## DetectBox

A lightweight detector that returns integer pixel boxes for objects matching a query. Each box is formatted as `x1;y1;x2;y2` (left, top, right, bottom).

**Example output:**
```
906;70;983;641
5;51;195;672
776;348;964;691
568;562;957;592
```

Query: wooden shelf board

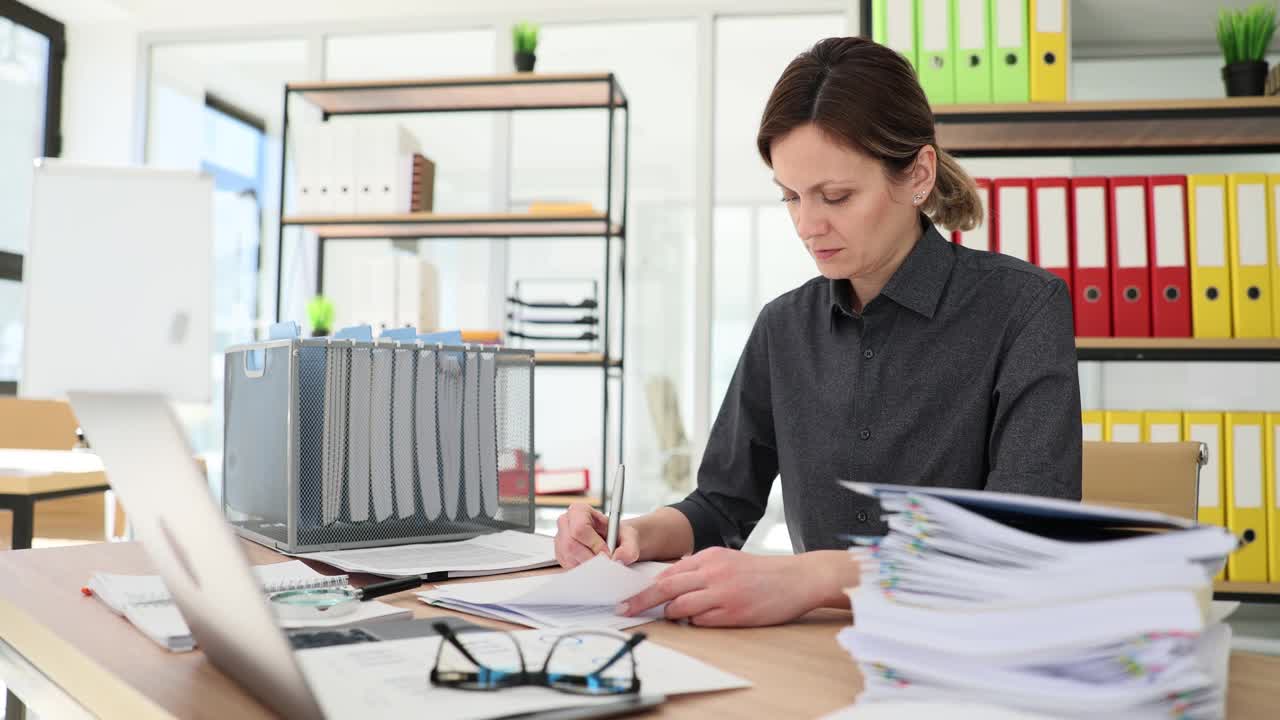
1076;337;1280;361
283;212;621;240
289;72;626;115
1076;338;1280;350
1215;581;1280;597
936;97;1280;117
533;493;599;508
534;352;620;368
933;97;1280;156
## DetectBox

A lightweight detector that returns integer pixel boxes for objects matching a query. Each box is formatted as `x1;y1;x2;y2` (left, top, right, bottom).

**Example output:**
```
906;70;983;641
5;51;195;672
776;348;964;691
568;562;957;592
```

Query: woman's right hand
554;502;640;569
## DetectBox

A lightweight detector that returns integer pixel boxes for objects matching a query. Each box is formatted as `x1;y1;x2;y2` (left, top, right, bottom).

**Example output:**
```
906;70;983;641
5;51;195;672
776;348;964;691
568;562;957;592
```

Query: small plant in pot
514;22;538;72
307;295;335;337
1217;2;1277;96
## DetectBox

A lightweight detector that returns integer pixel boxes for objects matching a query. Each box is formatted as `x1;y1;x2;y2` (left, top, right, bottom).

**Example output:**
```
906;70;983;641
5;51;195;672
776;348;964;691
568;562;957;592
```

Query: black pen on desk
355;572;445;601
354;576;422;601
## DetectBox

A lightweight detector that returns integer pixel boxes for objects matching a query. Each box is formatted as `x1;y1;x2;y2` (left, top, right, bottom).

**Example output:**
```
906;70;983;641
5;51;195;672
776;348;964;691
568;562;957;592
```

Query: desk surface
0;471;108;495
1;541;1278;719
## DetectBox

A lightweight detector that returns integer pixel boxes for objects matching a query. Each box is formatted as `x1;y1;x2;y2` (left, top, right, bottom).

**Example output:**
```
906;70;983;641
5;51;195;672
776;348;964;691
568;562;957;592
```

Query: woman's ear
912;145;937;199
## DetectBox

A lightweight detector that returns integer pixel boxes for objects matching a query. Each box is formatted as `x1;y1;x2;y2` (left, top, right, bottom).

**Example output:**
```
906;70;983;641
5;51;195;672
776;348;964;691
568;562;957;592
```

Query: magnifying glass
268;575;424;621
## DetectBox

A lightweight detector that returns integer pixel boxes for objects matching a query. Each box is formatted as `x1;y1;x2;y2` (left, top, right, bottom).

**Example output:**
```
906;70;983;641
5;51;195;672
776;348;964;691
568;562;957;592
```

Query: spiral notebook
86;560;412;652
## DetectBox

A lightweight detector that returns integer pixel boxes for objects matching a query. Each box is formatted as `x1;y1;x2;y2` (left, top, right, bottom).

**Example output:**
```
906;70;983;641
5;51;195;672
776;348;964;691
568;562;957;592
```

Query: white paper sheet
292;530;557;578
418;555;667;630
295;629;750;719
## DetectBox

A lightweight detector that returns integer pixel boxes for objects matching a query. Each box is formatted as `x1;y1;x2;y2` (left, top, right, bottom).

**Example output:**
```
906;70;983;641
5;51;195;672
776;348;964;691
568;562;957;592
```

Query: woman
555;36;1081;627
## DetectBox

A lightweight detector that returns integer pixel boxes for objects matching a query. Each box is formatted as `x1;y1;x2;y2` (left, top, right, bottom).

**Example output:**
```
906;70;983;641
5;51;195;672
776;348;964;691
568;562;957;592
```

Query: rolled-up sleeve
670;309;780;551
985;279;1082;500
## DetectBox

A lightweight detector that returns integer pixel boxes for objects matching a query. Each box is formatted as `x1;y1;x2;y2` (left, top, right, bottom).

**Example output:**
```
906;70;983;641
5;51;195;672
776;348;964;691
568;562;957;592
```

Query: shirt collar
829;219;955;321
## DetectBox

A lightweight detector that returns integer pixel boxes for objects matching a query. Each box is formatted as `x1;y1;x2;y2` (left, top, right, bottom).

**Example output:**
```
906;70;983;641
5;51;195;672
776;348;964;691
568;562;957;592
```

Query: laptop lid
67;391;325;720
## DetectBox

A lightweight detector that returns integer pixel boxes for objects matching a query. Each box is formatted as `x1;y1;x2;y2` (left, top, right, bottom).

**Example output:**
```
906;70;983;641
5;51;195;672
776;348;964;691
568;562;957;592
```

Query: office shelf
1215;581;1280;604
276;72;630;514
534;353;622;368
1076;338;1280;362
934;97;1280;157
288;72;627;116
532;492;597;508
282;212;623;240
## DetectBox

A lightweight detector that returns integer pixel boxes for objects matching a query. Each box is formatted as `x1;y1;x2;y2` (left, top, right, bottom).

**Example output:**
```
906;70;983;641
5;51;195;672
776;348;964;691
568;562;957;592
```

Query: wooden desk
0;470;109;550
0;541;1277;720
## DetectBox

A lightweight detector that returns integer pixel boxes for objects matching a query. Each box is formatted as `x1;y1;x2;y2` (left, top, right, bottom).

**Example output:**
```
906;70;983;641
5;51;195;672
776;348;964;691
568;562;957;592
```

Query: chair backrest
0;397;81;450
1081;441;1204;521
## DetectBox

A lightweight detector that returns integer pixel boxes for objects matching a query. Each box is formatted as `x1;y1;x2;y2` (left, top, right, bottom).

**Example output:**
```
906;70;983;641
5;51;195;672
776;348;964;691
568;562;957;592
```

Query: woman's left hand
616;547;856;627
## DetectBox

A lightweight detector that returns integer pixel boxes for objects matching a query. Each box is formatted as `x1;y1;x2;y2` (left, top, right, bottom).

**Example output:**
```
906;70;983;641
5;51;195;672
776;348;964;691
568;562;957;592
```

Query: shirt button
856;511;869;523
863;349;874;360
859;428;871;441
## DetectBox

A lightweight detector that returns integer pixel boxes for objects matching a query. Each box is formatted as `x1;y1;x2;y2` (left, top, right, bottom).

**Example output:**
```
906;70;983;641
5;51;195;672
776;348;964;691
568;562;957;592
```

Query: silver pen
606;464;626;555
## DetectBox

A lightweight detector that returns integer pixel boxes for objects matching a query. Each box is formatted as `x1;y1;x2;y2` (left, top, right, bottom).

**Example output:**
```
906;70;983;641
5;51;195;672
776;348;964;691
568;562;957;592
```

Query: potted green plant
1217;3;1277;96
307;295;335;337
514;22;538;72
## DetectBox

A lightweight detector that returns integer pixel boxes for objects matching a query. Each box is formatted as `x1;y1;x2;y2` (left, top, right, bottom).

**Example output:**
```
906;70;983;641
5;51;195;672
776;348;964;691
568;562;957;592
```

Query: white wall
60;22;139;164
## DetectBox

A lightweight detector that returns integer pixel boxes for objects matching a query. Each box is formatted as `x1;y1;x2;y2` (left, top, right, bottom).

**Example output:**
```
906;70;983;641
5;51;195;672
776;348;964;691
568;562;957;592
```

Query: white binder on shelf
294;124;333;216
329;123;357;215
352;121;383;215
358;124;423;215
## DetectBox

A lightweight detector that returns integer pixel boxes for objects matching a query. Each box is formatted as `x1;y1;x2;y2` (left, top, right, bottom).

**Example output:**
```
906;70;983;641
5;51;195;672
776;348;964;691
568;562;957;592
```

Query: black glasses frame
429;621;646;695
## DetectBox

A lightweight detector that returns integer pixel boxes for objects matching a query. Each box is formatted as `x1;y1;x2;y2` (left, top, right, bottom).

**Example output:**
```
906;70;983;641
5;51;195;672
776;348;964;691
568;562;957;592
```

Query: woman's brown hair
756;36;982;232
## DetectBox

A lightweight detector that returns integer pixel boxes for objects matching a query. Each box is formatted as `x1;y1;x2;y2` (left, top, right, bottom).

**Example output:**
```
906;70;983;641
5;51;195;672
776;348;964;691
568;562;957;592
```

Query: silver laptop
70;391;331;718
69;392;663;720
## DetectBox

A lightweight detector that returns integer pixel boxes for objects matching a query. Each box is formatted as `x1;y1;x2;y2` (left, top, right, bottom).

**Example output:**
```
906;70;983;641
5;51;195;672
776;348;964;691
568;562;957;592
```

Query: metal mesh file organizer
223;339;535;552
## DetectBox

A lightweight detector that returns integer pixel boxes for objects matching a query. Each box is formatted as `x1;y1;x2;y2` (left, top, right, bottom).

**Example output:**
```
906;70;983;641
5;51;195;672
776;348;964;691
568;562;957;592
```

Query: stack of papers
293;530;558;578
86;561;411;652
838;482;1239;720
419;555;667;630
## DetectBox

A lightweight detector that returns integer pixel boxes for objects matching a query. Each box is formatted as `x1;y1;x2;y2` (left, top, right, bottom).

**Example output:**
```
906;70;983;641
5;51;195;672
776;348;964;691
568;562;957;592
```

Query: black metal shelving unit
273;73;629;510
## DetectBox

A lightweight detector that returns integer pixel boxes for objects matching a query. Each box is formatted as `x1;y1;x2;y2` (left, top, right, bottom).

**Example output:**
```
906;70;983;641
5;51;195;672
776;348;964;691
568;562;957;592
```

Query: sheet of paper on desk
292;530;557;578
0;448;104;474
418;555;667;630
294;629;750;719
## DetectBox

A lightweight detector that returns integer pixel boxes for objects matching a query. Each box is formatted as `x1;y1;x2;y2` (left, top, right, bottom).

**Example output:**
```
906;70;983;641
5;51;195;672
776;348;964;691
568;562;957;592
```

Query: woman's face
770;123;925;282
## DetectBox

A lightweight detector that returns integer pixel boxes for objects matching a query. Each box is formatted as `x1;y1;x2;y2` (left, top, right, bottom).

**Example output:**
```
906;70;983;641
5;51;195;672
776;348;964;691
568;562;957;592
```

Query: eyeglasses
429;622;647;696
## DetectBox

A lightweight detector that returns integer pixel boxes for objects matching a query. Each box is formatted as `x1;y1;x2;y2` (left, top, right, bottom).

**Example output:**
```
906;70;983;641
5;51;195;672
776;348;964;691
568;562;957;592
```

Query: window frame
0;0;66;395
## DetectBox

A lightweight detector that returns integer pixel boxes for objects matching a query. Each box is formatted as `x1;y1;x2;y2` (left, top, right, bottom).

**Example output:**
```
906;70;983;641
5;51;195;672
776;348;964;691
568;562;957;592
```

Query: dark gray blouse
672;220;1082;552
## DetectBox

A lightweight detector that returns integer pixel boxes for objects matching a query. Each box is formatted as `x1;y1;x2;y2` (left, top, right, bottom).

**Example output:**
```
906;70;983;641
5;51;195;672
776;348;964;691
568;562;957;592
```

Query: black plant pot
1222;60;1268;97
311;328;329;337
515;51;536;72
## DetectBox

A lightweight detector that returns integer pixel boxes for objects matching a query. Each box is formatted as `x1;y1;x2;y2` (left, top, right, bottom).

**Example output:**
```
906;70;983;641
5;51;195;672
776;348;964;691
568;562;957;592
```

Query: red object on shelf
1030;177;1073;295
1146;175;1193;338
496;450;591;497
992;178;1033;263
1070;177;1112;337
1108;176;1153;337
